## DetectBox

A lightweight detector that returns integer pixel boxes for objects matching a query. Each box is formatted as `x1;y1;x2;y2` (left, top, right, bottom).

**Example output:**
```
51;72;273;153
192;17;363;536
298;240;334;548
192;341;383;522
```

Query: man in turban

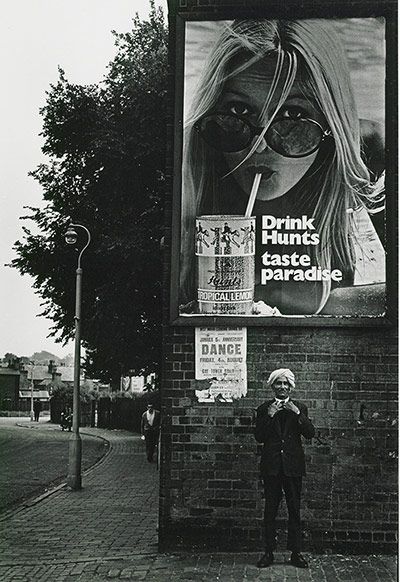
255;368;315;569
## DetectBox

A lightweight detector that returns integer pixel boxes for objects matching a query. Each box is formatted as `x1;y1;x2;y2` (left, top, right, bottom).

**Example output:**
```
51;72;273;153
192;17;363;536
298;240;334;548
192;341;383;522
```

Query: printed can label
196;215;255;315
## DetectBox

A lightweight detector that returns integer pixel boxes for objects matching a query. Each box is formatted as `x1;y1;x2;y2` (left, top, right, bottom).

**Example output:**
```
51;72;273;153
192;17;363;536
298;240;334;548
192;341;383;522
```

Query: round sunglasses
194;112;332;158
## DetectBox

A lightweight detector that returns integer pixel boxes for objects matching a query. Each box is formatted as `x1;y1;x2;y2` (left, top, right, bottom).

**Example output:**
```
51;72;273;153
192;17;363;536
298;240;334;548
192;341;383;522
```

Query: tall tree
10;3;168;385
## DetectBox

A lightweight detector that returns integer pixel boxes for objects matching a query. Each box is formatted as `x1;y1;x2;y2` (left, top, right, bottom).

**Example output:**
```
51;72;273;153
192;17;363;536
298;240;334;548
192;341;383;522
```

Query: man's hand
283;401;300;415
268;401;281;417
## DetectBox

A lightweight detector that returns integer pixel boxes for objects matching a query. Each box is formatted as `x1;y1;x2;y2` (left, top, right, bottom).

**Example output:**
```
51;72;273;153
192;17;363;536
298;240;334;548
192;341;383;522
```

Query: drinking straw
245;172;262;217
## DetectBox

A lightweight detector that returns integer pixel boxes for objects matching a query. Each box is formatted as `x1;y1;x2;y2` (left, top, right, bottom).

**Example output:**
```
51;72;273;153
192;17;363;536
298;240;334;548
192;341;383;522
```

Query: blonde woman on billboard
180;19;385;316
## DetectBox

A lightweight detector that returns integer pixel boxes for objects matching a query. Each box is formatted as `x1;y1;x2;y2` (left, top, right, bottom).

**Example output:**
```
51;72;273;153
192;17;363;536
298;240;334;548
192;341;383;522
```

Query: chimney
48;360;57;375
9;357;21;370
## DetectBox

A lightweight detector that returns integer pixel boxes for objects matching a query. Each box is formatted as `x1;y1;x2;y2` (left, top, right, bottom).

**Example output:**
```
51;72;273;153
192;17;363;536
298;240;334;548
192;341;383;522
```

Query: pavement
0;419;397;581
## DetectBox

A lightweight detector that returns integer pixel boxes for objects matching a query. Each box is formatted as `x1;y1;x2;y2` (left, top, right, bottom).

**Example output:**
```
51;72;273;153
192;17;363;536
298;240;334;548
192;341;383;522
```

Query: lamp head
65;226;78;245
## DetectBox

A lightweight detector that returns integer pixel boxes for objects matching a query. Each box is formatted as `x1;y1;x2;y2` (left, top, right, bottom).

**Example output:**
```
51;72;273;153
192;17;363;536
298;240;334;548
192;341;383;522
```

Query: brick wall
160;0;398;555
159;327;398;553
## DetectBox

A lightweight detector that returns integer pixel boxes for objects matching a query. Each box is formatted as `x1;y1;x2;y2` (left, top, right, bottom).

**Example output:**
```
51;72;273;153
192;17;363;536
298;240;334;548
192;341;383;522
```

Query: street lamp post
65;223;91;490
30;362;35;422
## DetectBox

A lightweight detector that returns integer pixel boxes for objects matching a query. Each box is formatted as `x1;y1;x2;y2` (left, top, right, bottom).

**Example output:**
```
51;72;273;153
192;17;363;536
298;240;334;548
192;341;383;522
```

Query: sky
0;0;167;359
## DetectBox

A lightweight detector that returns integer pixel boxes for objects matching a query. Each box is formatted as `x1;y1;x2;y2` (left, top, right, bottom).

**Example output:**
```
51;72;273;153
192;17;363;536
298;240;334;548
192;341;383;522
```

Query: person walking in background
141;403;161;463
33;399;42;422
255;368;315;569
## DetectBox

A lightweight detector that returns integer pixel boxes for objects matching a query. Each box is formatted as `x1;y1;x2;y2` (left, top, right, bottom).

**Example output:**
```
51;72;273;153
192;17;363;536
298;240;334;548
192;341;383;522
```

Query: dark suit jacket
141;410;161;435
255;399;315;477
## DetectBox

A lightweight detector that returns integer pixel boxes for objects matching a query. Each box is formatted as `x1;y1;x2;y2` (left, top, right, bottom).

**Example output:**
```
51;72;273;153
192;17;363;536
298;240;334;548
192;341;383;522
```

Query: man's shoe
257;553;274;568
290;553;308;568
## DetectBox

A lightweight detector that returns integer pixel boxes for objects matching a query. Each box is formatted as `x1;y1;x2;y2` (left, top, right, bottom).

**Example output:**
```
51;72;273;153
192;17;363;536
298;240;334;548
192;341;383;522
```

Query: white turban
266;368;295;389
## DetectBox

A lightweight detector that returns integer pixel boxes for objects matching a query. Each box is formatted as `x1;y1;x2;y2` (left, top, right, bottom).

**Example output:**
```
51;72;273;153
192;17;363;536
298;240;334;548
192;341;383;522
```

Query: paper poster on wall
195;327;247;402
174;18;386;320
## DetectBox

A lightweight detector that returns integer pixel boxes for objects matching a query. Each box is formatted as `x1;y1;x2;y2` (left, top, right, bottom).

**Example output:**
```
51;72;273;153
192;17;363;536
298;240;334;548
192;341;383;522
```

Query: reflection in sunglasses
195;113;328;157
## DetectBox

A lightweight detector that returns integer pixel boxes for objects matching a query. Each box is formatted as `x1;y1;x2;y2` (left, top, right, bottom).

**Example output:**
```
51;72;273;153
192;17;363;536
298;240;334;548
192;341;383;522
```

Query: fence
49;397;95;427
97;393;161;433
49;393;161;431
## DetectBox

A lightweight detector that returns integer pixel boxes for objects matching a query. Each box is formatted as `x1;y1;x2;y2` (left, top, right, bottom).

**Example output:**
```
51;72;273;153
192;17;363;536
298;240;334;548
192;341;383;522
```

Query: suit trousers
144;430;158;462
263;473;303;552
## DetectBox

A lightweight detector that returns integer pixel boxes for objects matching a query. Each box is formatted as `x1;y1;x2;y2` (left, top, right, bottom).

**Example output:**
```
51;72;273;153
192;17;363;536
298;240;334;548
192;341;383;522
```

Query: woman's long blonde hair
180;19;384;312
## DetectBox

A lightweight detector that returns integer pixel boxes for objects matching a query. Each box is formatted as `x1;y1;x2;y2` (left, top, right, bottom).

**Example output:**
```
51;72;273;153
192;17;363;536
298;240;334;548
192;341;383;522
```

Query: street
0;416;108;513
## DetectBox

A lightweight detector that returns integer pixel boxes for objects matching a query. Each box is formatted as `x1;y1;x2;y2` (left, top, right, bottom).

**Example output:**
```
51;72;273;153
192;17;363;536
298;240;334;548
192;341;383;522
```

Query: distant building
0;359;74;411
23;360;76;389
0;358;110;412
0;368;20;410
18;360;77;406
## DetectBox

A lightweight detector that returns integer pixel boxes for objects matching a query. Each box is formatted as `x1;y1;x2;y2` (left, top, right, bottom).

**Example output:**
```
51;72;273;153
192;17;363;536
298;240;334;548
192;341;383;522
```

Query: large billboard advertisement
171;16;388;323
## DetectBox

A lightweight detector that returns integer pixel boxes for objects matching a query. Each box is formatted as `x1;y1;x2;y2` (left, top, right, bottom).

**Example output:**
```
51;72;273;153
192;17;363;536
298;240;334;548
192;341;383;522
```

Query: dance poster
195;327;247;402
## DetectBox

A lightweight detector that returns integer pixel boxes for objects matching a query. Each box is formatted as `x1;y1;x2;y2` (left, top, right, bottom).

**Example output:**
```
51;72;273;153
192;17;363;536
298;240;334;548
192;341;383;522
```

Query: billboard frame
167;0;397;328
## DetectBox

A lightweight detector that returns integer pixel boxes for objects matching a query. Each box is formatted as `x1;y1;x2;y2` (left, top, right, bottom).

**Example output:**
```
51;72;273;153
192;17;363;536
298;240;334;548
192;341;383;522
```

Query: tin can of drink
196;215;255;315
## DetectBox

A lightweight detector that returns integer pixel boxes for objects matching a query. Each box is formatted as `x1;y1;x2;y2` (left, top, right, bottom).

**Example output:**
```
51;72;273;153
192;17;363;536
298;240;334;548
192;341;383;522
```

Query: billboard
169;14;393;325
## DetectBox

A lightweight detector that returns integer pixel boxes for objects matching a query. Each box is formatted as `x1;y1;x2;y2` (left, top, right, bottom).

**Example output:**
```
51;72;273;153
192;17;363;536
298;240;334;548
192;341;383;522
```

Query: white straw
245;173;262;217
